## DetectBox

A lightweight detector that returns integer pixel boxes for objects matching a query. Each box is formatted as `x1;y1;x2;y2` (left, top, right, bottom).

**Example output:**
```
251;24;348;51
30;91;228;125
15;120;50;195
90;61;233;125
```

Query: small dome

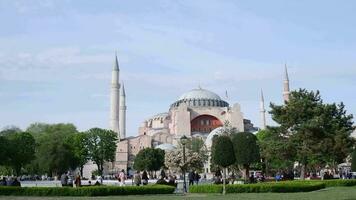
155;143;176;151
178;88;221;101
205;127;225;148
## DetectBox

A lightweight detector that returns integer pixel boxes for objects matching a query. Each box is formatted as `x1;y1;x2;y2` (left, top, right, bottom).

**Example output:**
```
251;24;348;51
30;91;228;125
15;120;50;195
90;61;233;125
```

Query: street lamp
180;135;188;193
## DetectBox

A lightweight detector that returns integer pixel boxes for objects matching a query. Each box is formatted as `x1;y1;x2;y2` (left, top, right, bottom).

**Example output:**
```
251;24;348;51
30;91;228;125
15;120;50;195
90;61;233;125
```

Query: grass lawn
0;186;356;200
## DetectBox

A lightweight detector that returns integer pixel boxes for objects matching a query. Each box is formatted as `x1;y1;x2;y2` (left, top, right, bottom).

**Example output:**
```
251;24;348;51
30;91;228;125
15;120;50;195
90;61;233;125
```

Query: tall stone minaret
110;54;120;136
260;89;266;130
119;82;126;139
283;64;290;102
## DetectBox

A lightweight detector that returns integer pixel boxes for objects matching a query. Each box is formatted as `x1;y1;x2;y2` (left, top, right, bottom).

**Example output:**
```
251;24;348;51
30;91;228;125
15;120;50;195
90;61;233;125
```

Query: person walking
74;173;81;187
119;169;126;186
133;171;142;186
60;173;68;187
194;171;200;185
188;171;194;186
142;170;149;185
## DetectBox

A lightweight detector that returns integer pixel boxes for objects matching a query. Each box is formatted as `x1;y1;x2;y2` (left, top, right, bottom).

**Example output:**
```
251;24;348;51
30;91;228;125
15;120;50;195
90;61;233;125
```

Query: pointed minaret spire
119;82;126;139
283;64;290;102
110;54;120;137
260;89;266;130
114;52;120;71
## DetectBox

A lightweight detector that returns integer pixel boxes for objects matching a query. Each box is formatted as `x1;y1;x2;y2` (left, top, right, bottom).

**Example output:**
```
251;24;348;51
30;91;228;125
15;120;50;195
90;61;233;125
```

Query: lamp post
180;135;188;193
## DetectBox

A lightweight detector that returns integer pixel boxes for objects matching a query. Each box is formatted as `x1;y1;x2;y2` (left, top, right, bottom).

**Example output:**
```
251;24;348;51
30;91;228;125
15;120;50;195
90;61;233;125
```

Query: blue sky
0;0;355;135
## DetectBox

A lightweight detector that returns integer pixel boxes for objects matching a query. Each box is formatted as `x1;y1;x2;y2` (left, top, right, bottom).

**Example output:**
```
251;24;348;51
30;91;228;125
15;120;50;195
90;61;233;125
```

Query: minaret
260;89;266;130
283;64;290;102
119;82;126;139
110;54;120;136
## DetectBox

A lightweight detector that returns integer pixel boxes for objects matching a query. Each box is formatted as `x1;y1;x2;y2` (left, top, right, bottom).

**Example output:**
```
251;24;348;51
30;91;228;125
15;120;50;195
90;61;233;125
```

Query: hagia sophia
83;55;292;177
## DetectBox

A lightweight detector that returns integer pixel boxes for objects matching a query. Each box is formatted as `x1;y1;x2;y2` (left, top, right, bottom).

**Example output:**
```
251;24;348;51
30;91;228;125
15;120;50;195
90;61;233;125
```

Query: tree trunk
300;163;306;180
223;168;226;195
244;164;250;183
80;165;84;177
97;164;103;176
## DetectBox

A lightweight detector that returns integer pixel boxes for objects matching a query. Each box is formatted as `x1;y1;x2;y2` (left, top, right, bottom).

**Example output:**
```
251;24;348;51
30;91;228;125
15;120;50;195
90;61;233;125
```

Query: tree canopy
270;89;354;179
86;128;117;175
133;148;165;172
231;132;260;181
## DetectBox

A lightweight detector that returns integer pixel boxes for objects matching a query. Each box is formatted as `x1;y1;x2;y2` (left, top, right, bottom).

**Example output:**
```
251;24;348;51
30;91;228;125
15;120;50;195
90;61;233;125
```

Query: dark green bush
189;184;223;193
190;182;325;194
294;179;356;187
0;185;175;196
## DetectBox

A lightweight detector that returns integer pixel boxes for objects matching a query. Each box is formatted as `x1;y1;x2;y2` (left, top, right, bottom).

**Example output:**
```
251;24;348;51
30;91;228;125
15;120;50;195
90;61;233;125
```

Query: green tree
4;132;36;175
211;135;235;195
231;132;260;182
86;128;117;175
0;136;9;165
32;123;78;176
270;89;354;179
256;128;295;176
133;148;165;172
71;132;89;176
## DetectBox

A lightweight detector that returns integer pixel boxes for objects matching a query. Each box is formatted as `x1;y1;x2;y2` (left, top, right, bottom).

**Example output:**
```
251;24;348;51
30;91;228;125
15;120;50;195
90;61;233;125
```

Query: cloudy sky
0;0;355;135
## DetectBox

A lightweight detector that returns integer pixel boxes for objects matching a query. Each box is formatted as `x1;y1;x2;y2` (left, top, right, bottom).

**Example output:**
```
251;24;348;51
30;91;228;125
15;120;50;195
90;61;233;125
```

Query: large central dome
178;88;221;101
170;88;228;108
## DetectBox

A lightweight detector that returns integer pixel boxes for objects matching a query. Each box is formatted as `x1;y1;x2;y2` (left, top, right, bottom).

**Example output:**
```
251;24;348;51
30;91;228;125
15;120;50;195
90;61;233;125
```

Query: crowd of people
0;176;21;186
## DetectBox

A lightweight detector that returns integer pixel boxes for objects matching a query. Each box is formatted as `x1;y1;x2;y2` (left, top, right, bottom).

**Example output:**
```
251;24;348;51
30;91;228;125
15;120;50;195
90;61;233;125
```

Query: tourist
119;169;126;186
12;177;21;187
160;169;166;179
188;171;194;186
142;170;149;185
60;173;68;187
193;171;200;185
0;177;6;186
74;173;81;187
168;175;177;187
133;171;141;186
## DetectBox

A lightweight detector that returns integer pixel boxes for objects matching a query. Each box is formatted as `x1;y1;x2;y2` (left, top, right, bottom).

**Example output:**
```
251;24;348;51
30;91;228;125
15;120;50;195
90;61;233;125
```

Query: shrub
0;185;175;196
189;182;325;194
294;179;356;187
189;184;222;193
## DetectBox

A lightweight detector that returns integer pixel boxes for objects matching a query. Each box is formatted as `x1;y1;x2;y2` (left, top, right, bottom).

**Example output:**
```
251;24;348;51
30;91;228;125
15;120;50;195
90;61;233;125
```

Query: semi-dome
155;143;176;151
205;127;225;148
170;88;229;108
178;88;221;101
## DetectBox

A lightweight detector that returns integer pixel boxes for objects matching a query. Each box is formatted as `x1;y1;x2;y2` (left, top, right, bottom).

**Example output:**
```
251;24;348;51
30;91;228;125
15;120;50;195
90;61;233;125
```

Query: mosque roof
155;143;177;151
205;127;225;148
178;88;222;101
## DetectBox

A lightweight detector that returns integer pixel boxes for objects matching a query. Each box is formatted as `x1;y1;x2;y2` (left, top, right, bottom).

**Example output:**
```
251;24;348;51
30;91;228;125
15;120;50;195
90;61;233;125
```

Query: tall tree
0;136;9;165
133;148;165;172
211;135;235;195
71;132;89;176
32;123;78;175
256;128;295;176
4;132;36;175
231;132;260;182
270;89;354;179
86;128;117;175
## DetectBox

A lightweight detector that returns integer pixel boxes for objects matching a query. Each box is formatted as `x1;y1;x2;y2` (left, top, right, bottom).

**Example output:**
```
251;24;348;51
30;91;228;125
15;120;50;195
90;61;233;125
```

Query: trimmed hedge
295;179;356;187
190;182;325;194
0;185;175;196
